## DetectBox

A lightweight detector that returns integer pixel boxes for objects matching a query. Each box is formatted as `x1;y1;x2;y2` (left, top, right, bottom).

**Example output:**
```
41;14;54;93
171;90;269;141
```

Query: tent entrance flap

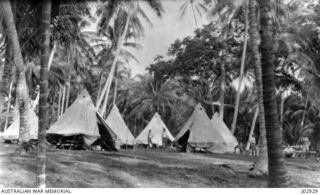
177;130;190;152
96;113;118;151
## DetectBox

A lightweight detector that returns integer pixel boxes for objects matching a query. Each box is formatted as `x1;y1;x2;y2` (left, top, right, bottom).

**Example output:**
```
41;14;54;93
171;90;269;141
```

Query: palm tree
179;0;208;28
96;0;164;117
0;23;13;132
230;0;249;135
247;0;268;176
0;0;31;145
97;9;131;116
126;75;180;127
36;0;51;188
259;0;289;187
282;94;316;145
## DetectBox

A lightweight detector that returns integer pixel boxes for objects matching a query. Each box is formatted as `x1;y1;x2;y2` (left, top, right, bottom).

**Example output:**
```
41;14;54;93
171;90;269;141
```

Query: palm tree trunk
36;0;51;188
60;86;66;115
246;106;259;150
219;31;229;121
209;82;215;117
190;2;198;28
96;73;104;106
64;51;71;111
301;96;307;126
231;0;249;134
259;0;288;187
47;41;56;71
0;22;13;132
219;59;225;120
4;81;13;130
17;75;30;143
280;91;285;128
64;47;72;110
113;66;118;106
248;0;268;176
0;0;31;144
98;15;130;116
65;83;70;110
57;87;62;118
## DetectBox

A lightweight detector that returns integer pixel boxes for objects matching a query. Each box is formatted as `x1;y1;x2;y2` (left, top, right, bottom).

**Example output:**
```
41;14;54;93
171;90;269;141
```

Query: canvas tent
47;89;117;149
175;103;238;153
0;106;38;141
1;92;39;141
211;113;238;148
135;112;174;146
105;105;134;146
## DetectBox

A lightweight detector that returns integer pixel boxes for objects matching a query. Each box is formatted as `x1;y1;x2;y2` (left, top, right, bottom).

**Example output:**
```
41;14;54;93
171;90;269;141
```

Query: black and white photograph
0;0;319;190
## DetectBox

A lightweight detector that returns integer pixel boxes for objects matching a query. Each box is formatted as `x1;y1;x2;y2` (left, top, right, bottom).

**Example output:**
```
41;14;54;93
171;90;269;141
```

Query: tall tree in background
36;0;51;188
248;0;268;176
0;0;31;145
207;0;243;121
259;0;288;187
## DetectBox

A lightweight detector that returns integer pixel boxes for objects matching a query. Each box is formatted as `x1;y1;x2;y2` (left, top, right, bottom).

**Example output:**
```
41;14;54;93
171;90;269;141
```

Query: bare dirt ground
0;142;319;188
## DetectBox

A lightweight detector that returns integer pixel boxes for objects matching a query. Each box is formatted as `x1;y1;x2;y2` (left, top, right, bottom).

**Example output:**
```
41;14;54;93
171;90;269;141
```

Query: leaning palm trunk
246;106;259;150
47;41;56;71
98;15;130;116
248;0;268;176
0;0;31;144
96;73;104;105
231;0;249;134
259;0;288;187
37;0;51;188
113;66;118;106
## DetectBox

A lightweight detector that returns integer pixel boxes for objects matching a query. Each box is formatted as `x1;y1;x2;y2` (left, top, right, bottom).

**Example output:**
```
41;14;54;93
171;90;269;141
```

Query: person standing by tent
161;128;168;148
147;130;153;148
249;135;257;156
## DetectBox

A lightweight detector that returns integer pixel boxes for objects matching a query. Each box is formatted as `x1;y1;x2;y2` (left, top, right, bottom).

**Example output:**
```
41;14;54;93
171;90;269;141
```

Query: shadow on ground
0;144;319;187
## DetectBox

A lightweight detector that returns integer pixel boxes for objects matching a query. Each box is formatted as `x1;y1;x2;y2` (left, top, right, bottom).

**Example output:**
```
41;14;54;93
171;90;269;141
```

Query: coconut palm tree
126;75;180;127
259;0;289;187
36;0;51;188
247;0;268;176
96;0;164;117
0;0;31;145
230;0;249;135
0;21;14;132
179;0;208;28
282;94;317;144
